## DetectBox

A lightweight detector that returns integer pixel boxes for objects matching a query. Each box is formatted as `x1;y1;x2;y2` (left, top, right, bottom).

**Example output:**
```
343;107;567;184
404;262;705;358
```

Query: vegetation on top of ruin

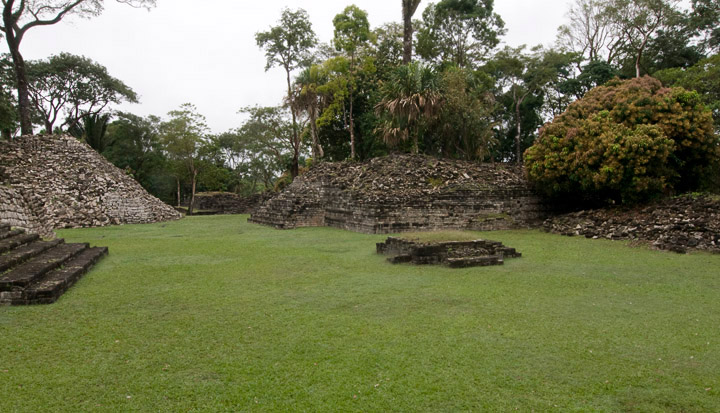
525;76;719;204
0;0;717;207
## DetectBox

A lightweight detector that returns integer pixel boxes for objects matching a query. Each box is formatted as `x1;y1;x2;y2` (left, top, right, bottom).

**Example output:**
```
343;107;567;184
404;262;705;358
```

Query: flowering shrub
525;76;719;203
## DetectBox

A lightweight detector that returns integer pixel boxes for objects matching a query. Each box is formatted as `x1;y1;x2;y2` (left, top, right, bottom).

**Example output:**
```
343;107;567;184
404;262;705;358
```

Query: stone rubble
544;194;720;253
377;236;522;267
0;135;181;235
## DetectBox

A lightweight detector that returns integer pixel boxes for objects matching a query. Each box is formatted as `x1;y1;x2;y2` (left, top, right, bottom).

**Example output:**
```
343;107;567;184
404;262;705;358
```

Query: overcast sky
4;0;571;133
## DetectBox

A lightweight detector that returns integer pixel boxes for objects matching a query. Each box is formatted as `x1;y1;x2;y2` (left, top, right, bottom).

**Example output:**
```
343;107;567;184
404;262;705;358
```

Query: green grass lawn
1;215;719;412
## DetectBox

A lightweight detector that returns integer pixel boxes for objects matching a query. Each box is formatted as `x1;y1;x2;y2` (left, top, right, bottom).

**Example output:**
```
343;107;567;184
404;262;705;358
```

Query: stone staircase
0;223;107;306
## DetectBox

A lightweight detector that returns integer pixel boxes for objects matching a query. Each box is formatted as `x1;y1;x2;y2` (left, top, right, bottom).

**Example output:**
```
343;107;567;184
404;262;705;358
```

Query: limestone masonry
377;236;522;268
0;135;180;235
250;154;550;233
0;221;107;306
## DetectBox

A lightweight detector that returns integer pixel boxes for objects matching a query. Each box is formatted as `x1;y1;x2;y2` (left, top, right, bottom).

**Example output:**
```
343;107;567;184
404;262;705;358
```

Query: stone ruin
0;221;107;305
188;192;273;215
377;236;521;268
0;135;181;236
544;194;720;254
250;154;550;234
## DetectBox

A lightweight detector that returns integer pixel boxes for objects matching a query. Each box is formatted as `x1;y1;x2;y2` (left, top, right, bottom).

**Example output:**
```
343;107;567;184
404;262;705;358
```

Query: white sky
4;0;570;133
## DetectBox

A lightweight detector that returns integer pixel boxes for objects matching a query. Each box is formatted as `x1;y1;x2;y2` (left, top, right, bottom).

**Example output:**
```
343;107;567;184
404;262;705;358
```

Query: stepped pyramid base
0;223;108;306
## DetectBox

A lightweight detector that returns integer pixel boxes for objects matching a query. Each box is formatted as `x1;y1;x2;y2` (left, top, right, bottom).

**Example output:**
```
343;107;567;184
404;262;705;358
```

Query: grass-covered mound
1;215;719;411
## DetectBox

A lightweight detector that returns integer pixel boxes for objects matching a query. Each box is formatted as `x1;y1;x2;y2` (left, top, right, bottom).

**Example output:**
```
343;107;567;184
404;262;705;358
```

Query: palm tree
68;113;113;154
375;62;442;154
294;65;327;161
402;0;422;64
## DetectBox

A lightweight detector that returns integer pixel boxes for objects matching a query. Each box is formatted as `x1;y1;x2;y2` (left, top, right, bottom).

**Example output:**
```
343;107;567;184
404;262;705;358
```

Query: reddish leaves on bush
525;76;718;203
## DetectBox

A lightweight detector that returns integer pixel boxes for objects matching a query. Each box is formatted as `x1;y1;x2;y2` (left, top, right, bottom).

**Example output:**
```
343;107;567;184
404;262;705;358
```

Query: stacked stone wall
0;135;180;231
251;155;551;234
0;186;53;237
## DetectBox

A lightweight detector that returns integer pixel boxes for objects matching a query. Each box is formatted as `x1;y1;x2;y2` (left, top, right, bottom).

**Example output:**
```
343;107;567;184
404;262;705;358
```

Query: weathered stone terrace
250;154;550;234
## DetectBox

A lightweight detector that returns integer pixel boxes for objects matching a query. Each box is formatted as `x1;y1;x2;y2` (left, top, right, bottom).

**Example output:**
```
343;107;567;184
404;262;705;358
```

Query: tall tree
333;4;372;160
371;23;404;74
487;46;569;163
402;0;422;64
255;8;317;178
689;0;720;54
104;112;175;203
416;0;505;68
607;0;677;77
160;103;209;215
23;53;137;133
556;0;625;67
294;65;327;161
0;0;155;135
237;105;297;187
431;67;496;160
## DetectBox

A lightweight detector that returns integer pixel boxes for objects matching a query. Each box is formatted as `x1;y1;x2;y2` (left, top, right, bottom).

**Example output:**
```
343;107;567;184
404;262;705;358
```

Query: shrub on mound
524;76;719;204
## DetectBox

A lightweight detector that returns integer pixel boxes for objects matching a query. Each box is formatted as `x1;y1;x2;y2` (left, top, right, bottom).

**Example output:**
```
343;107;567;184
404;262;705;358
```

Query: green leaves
333;5;372;57
255;8;317;73
525;76;719;204
23;52;137;132
416;0;505;68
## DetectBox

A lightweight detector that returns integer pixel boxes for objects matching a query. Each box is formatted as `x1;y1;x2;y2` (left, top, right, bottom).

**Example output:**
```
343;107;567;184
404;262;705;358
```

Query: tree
655;54;720;134
525;77;719;203
255;8;317;178
375;62;442;154
556;0;625;67
0;0;155;135
333;4;372;160
104;112;175;203
689;0;720;54
431;66;496;160
68;112;112;153
160;103;209;215
606;0;677;78
486;46;569;163
370;22;404;76
416;0;505;68
294;65;327;161
23;53;136;133
237;105;298;184
402;0;422;64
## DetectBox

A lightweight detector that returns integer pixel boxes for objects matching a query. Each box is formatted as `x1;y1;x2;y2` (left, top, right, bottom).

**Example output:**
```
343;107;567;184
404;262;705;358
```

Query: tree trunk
188;169;197;216
515;98;523;164
285;66;300;179
176;177;181;208
403;10;413;64
291;153;299;179
349;90;356;160
310;110;323;160
402;0;420;64
2;6;33;136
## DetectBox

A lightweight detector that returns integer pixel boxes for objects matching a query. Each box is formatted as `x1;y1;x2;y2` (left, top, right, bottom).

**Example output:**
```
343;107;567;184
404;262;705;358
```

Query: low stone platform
377;237;521;268
0;223;107;305
250;154;550;234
